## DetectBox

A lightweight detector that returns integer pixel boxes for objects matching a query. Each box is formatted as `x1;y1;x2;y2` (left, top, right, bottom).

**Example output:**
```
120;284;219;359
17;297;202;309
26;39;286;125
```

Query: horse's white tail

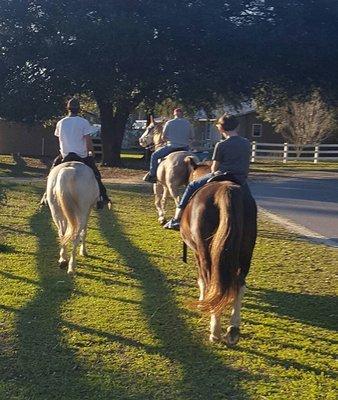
56;168;81;246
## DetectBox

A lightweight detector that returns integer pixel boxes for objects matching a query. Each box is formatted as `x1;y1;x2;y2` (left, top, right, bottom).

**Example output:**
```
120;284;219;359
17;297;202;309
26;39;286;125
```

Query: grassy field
0;180;337;399
250;160;338;173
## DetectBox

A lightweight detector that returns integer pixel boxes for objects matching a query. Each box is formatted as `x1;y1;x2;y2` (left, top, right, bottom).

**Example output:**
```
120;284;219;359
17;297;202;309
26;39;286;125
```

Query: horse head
184;156;212;181
139;120;166;149
139;122;156;148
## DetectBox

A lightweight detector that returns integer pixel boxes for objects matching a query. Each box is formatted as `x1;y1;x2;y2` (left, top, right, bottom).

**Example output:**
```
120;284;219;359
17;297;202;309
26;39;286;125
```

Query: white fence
93;138;338;163
251;142;338;163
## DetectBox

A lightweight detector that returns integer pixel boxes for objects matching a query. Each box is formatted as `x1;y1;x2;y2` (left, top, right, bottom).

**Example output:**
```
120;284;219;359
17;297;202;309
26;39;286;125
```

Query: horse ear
184;156;199;170
150;115;154;124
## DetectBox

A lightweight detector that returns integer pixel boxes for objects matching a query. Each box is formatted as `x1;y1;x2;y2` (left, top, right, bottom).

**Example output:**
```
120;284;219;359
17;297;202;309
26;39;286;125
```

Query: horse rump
197;183;244;315
55;167;81;245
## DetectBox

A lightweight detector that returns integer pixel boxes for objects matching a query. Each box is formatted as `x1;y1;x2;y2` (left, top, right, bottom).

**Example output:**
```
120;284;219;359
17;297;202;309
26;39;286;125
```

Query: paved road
249;171;338;245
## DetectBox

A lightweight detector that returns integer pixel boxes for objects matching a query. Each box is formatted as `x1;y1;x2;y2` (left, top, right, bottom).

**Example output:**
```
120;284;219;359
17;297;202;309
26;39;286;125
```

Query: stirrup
163;218;180;230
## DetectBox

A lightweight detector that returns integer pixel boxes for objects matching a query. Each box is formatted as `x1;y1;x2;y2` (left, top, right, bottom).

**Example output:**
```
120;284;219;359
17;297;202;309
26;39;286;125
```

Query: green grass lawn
0;181;337;400
250;160;338;173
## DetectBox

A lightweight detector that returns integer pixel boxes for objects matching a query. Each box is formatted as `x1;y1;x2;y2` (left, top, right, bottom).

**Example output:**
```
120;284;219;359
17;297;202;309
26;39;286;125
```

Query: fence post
251;141;256;163
314;145;319;164
283;142;288;163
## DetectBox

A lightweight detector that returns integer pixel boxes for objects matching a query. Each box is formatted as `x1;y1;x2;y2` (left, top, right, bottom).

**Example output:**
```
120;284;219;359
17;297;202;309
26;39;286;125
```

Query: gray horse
139;121;197;224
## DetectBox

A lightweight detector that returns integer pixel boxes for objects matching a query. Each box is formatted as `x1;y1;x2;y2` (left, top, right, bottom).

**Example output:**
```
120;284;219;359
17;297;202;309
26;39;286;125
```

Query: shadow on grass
1;206;139;399
0;243;15;253
98;208;254;399
0;161;47;178
250;287;338;332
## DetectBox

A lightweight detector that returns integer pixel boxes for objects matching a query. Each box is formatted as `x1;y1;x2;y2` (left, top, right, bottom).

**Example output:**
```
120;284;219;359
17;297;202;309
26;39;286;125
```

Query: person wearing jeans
143;108;194;183
164;114;251;230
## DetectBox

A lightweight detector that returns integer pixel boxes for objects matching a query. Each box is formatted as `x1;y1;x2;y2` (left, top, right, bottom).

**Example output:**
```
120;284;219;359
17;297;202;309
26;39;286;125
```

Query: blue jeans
179;174;250;210
150;145;188;177
178;173;214;209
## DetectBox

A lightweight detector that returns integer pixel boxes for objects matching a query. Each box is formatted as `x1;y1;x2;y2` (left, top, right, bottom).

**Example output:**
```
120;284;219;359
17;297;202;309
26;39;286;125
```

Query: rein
145;139;166;152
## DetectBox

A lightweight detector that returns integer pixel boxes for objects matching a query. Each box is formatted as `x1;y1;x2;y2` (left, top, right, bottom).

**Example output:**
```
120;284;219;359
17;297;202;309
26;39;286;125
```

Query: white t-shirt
55;116;94;158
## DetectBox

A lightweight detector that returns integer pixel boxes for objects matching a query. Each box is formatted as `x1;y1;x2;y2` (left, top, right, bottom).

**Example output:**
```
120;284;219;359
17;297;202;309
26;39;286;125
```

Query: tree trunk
97;99;130;166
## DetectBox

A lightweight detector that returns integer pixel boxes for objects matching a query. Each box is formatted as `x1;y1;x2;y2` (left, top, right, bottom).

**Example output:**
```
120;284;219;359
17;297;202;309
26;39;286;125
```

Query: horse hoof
67;269;75;276
58;260;68;270
209;334;221;343
224;326;240;347
158;218;167;225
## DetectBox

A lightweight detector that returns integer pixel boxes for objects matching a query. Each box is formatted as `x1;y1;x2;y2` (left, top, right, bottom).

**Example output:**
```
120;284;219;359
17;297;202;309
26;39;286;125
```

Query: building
0;119;57;157
192;103;281;150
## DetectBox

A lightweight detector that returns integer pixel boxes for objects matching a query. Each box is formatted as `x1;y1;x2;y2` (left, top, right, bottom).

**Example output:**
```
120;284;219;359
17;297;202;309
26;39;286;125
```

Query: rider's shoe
163;218;180;230
143;172;157;183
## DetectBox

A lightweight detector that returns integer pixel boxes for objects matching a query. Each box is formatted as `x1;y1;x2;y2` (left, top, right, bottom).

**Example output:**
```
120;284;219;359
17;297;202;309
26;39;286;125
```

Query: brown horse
139;121;197;224
180;160;257;346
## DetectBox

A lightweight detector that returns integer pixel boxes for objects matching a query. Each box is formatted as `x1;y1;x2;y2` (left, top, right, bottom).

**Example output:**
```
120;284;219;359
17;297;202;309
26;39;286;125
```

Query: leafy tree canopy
1;1;337;163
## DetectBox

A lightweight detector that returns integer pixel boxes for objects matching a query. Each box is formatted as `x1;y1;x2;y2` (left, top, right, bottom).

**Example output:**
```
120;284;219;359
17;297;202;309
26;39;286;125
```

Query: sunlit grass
251;160;338;173
0;181;337;399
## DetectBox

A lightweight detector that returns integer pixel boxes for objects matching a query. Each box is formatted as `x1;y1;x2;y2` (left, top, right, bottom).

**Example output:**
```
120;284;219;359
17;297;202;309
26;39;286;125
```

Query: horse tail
199;184;243;315
56;168;81;246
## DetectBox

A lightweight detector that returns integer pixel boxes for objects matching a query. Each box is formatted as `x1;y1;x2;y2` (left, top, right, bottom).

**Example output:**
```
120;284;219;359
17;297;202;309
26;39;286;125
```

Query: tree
0;1;269;164
255;90;337;153
2;1;338;165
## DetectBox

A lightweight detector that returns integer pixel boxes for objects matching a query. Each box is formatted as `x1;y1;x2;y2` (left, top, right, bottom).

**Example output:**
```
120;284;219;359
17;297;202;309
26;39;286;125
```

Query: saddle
207;172;242;186
62;152;86;164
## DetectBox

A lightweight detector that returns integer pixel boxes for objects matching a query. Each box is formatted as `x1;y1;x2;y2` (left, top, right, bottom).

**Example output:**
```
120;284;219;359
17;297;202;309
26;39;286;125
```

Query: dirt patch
0;155;147;180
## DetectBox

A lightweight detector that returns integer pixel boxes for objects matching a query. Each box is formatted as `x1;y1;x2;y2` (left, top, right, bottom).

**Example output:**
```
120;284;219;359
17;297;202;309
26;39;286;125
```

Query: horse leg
224;285;246;347
67;235;81;275
79;212;90;256
168;184;180;207
210;313;222;342
154;183;166;224
68;215;90;274
198;276;206;301
196;256;206;301
79;227;88;257
161;186;169;219
56;219;68;269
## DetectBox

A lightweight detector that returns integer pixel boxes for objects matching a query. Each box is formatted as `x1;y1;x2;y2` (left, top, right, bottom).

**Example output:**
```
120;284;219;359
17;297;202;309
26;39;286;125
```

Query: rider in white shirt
41;98;110;209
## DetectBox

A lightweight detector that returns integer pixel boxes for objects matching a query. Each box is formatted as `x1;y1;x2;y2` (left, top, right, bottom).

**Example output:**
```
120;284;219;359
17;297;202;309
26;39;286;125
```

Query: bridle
144;124;166;151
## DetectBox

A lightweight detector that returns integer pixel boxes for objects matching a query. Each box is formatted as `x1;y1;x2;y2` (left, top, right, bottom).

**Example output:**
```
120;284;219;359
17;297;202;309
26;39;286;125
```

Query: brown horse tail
199;184;243;315
56;168;80;246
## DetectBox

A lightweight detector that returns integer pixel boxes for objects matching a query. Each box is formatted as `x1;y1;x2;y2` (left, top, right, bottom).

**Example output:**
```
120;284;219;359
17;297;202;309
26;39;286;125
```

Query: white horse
47;161;100;275
139;121;197;224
